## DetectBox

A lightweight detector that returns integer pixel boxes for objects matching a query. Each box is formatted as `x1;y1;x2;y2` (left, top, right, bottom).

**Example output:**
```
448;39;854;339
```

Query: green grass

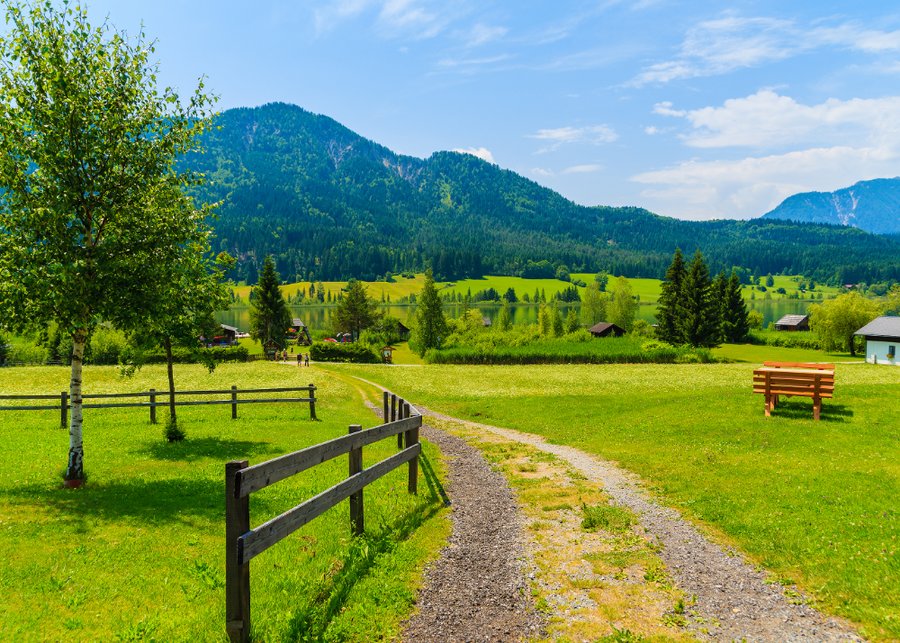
328;361;900;640
713;343;856;363
0;362;449;641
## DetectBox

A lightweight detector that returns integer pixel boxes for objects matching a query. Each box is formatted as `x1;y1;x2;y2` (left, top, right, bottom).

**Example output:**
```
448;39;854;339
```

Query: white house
854;316;900;365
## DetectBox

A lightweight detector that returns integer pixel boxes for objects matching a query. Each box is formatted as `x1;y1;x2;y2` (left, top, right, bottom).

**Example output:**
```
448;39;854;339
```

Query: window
888;345;896;359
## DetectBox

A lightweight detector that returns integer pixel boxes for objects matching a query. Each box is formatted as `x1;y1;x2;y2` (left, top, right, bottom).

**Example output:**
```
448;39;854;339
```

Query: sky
66;1;900;221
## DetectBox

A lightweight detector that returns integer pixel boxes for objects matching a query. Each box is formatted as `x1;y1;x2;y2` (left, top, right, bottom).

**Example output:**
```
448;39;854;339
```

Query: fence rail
225;392;420;642
0;385;317;427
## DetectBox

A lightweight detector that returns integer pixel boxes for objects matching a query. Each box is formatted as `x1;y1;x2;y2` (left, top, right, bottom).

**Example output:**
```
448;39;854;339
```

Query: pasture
0;363;449;641
330;361;900;640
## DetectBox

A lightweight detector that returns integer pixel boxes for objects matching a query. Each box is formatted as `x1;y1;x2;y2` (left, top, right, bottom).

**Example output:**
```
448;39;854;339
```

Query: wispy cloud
631;14;900;85
436;54;513;69
654;90;900;149
453;147;496;163
461;22;508;47
312;0;461;40
562;163;604;174
529;124;618;152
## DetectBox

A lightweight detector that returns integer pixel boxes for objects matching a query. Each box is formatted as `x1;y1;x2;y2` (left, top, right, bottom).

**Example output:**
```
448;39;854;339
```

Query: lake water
216;299;815;334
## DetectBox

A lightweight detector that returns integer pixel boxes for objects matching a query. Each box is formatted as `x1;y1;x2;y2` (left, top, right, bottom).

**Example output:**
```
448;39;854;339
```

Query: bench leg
765;394;772;417
813;397;821;421
772;394;779;408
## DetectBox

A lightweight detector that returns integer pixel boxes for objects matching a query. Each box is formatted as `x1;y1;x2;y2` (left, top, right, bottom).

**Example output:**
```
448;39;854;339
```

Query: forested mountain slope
184;103;900;285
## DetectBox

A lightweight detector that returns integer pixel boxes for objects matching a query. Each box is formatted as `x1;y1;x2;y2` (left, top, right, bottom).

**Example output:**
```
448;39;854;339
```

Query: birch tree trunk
64;329;87;484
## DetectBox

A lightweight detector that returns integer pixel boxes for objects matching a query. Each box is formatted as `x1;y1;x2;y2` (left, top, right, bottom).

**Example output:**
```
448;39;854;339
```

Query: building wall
865;339;899;365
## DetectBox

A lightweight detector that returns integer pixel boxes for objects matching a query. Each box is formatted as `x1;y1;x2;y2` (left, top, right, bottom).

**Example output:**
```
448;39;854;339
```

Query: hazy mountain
183;103;900;285
762;178;900;235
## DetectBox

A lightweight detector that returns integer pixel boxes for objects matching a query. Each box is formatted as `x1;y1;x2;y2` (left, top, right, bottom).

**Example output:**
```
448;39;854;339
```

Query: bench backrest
753;367;835;399
763;361;834;370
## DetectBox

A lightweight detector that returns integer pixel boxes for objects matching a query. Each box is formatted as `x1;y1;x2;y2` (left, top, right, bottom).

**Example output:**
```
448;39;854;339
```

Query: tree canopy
410;270;447;357
809;292;882;356
0;1;214;483
334;279;380;339
249;256;292;351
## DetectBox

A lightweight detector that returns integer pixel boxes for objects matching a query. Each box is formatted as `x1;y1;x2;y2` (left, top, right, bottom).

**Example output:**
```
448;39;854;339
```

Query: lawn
328;361;900;640
712;342;856;363
0;362;449;641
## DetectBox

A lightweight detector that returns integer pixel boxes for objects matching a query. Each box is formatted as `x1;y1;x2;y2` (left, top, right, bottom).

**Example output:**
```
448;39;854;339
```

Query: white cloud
656;90;900;149
453;147;496;163
644;126;660;135
632;144;900;219
631;15;900;85
463;23;508;47
529;124;618;152
436;54;512;69
562;164;604;174
312;0;457;40
531;167;554;177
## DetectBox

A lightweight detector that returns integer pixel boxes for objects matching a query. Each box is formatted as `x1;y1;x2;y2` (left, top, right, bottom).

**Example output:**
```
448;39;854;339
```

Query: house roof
291;318;306;328
220;324;238;332
775;314;809;326
397;322;410;332
854;316;900;339
589;322;624;334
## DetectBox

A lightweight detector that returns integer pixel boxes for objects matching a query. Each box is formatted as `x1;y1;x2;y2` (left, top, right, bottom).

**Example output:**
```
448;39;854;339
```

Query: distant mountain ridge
762;178;900;235
183;103;900;285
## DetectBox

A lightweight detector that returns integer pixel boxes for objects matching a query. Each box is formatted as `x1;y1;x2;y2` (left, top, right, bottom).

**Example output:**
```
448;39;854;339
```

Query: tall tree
581;282;607;326
411;270;447;357
721;271;750;343
0;2;213;484
608;277;638;332
656;249;687;344
680;250;720;347
809;292;882;356
497;299;512;332
249;256;292;351
334;279;380;339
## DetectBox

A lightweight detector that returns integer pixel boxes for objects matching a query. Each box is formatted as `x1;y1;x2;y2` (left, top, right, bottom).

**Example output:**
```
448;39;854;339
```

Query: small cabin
218;324;238;345
290;319;312;345
397;322;411;341
589;322;626;338
381;346;396;364
774;314;809;331
854;316;900;366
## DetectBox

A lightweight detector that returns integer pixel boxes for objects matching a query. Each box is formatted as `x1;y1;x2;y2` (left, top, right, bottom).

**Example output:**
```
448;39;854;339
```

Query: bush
139;345;249;364
748;330;821;350
89;327;127;365
310;341;379;363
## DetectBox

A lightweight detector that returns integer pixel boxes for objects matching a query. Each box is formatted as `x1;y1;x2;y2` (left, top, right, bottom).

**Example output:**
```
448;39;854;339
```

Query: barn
589;322;626;338
774;314;809;331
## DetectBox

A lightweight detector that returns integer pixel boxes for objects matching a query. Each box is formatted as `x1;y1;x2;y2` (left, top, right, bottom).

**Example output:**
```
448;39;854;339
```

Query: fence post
390;394;397;422
225;460;250;643
60;391;67;429
149;389;157;424
396;396;403;448
309;384;317;420
382;391;389;423
404;403;418;494
231;385;238;420
348;425;364;536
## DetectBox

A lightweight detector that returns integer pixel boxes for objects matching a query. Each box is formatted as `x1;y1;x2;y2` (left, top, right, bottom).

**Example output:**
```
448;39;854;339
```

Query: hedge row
309;342;379;363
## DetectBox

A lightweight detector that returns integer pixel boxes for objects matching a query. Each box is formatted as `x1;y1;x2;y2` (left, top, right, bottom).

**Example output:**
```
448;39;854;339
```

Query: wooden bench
752;362;835;420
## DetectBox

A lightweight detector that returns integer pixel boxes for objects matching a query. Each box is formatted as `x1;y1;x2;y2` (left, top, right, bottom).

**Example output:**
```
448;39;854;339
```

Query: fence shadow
283;488;445;640
419;451;451;507
142;436;282;462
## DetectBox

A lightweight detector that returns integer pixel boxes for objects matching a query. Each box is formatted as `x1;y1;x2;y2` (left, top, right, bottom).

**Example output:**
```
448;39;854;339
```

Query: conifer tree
334;279;379;339
565;308;580;334
411;269;447;356
657;249;686;344
249;256;292;350
681;250;720;347
551;302;564;336
497;300;512;331
722;271;750;342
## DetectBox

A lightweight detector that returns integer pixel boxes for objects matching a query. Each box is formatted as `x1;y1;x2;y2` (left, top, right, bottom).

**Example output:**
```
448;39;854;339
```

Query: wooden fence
225;392;421;642
0;385;317;427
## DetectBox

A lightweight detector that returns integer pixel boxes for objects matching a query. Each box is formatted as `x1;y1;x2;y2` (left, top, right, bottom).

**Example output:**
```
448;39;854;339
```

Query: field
0;363;449;641
329;361;900;640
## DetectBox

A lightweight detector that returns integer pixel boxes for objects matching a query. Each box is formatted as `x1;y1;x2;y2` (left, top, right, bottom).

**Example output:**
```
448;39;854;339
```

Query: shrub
310;341;379;363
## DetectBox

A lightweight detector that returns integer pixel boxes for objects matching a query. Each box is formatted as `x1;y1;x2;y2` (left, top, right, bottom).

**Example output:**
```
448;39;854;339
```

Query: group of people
276;348;310;366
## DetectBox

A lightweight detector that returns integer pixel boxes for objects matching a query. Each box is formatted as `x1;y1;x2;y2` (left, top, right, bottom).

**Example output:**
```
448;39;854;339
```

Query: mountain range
183;103;900;286
762;178;900;235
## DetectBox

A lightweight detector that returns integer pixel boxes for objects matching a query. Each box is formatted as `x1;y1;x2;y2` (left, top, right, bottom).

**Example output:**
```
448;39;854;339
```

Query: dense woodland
183;103;900;286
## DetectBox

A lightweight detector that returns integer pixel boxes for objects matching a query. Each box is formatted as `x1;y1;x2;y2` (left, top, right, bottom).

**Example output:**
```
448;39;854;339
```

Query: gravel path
419;405;863;643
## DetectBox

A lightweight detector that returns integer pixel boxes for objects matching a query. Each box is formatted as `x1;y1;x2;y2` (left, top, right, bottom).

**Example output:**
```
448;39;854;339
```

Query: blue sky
77;1;900;221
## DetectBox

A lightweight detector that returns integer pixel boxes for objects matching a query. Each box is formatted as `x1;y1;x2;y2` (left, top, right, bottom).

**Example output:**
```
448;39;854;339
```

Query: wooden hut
290;318;313;345
218;324;238;345
589;322;625;338
397;322;411;341
774;314;809;331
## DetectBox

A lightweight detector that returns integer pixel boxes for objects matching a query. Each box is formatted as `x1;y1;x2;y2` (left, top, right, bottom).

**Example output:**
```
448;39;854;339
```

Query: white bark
64;330;87;481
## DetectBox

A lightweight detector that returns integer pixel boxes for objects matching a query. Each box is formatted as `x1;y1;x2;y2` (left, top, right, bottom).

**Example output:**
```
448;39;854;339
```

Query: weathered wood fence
0;385;317;427
225;392;421;642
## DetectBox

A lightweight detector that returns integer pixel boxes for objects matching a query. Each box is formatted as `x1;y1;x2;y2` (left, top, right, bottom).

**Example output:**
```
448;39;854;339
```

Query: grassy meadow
0;362;449;641
329;361;900;640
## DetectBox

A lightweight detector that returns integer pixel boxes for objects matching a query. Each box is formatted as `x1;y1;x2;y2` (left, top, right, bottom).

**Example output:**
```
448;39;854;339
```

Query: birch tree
0;2;214;484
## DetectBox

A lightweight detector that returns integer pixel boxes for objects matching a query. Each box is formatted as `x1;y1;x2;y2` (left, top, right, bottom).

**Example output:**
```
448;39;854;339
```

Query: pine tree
497;300;512;331
411;270;447;357
657;249;686;344
551;302;564;336
681;250;720;347
565;308;580;333
712;271;728;342
249;255;292;350
334;279;379;339
722;271;751;342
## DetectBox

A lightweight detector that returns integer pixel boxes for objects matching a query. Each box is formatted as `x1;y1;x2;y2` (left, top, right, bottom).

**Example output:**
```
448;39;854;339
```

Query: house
854;316;900;366
774;314;809;331
397;322;411;341
290;318;312;345
218;324;238;345
589;322;626;338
